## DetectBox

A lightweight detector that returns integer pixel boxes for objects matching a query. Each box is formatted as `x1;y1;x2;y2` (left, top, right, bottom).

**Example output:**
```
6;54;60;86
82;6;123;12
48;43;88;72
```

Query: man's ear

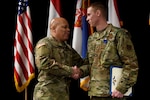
96;10;101;16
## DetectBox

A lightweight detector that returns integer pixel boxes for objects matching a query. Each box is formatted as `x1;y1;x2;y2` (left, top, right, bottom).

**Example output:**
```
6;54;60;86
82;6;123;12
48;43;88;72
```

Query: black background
0;0;149;100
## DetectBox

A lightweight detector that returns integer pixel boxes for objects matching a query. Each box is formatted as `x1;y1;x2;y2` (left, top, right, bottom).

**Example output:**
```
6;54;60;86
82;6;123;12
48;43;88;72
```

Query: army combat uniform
81;24;139;100
33;35;84;100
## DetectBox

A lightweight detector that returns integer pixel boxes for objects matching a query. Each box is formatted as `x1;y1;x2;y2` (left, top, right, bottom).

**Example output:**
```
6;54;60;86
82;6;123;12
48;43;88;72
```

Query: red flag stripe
51;0;61;16
15;19;34;80
16;20;34;73
108;0;121;27
14;68;22;86
113;0;121;22
17;13;34;72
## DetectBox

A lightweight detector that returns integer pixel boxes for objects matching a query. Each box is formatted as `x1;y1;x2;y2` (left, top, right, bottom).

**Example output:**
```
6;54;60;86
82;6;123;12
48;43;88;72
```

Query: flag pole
25;88;27;100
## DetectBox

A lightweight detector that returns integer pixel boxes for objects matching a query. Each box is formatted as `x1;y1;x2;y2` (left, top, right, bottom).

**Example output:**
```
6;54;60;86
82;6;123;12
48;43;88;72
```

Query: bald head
49;17;70;42
50;17;67;29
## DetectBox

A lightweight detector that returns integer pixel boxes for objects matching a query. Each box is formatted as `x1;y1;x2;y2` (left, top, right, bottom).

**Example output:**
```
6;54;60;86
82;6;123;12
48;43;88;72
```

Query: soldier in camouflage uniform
33;17;84;100
80;2;139;100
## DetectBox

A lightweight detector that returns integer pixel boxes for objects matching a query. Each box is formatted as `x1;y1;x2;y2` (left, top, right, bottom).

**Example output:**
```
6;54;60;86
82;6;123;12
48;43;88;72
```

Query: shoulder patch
36;43;46;48
126;44;132;51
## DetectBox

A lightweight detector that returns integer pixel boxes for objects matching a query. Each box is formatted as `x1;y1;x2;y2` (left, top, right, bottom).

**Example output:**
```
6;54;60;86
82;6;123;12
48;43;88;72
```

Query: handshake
71;66;82;80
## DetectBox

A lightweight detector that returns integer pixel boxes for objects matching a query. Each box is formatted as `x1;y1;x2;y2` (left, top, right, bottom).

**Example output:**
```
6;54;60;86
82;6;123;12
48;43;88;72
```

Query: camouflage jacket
33;35;84;100
84;24;139;97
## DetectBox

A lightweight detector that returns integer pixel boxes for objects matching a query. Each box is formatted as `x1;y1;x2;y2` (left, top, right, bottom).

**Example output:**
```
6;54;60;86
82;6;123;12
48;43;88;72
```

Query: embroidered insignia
36;43;46;48
103;38;107;44
108;33;113;40
126;45;132;50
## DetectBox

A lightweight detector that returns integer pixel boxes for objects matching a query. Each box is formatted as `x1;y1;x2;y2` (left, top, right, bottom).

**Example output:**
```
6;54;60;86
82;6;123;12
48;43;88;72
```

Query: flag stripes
108;0;121;27
51;0;61;15
14;0;35;92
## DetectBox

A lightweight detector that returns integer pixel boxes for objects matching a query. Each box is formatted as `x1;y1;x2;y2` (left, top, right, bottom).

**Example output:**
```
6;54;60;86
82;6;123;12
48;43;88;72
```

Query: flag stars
18;0;28;15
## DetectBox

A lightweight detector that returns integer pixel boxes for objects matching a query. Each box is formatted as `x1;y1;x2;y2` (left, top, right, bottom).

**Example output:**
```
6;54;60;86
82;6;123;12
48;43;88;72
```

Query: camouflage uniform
33;35;84;100
81;24;139;99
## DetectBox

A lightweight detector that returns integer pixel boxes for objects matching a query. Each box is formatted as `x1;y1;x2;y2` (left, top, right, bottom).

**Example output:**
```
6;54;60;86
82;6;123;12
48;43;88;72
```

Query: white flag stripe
16;29;30;71
17;13;34;70
22;16;35;68
47;0;61;37
108;0;120;27
72;28;82;55
15;59;26;84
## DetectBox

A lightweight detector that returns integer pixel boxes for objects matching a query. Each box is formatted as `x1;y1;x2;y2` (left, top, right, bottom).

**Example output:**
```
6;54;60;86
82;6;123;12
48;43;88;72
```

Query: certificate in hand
110;66;132;96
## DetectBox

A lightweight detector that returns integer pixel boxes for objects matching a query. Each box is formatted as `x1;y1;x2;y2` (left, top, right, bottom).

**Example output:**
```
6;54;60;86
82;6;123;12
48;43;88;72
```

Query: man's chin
64;38;69;41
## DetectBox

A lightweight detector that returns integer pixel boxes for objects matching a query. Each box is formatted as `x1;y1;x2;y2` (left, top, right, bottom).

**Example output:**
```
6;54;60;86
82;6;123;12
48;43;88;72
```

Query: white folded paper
110;66;132;96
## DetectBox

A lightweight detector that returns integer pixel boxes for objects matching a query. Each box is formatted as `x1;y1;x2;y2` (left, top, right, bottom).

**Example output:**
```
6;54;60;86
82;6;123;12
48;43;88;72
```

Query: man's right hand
71;66;82;80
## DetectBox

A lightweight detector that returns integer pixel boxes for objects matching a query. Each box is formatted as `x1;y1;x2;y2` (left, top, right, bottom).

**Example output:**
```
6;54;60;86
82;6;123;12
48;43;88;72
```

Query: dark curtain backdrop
0;0;149;100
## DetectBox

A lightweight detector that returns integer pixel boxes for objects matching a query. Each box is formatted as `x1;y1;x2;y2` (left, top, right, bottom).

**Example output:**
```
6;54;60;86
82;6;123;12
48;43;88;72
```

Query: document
110;66;132;96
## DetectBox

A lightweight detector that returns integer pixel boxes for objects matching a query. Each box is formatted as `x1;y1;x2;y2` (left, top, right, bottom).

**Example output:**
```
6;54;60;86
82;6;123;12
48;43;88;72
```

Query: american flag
14;0;35;92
